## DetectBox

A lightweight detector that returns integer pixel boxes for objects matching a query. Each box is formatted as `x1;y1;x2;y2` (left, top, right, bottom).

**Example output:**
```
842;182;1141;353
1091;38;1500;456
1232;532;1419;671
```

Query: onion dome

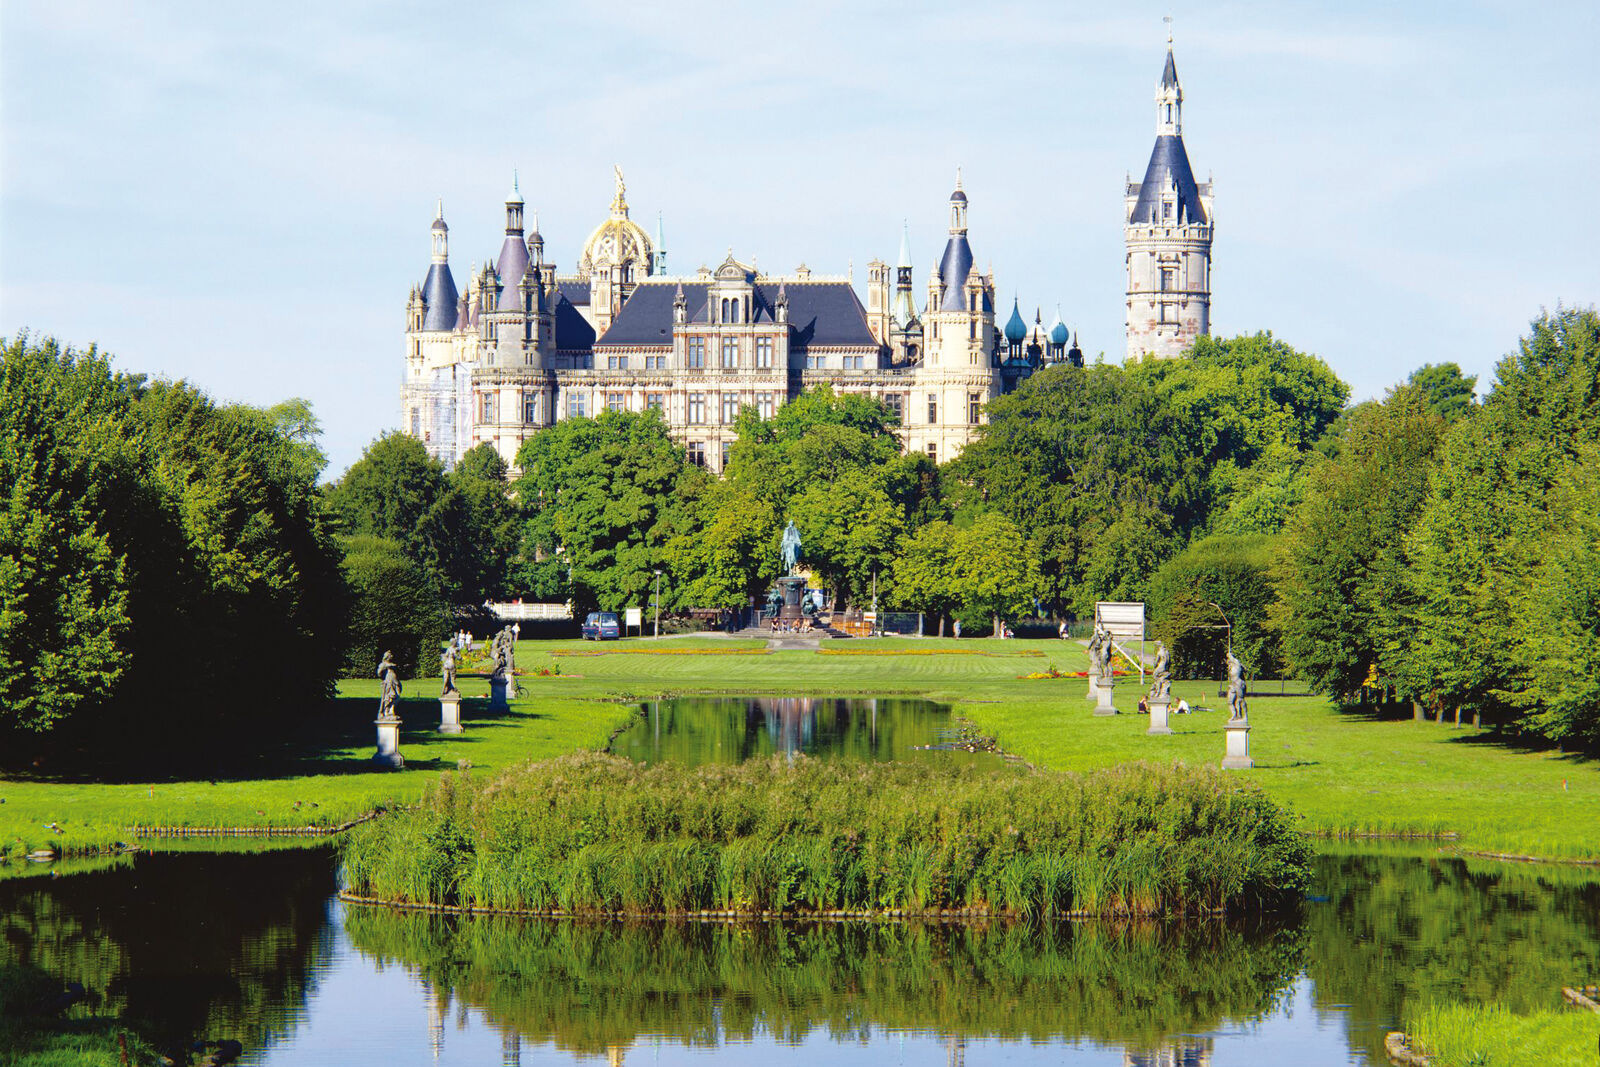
1049;306;1069;346
1004;298;1027;343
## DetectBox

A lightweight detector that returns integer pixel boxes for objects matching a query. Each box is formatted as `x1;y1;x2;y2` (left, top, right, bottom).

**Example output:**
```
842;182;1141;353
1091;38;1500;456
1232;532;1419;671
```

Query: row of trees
1;335;346;748
1274;306;1599;746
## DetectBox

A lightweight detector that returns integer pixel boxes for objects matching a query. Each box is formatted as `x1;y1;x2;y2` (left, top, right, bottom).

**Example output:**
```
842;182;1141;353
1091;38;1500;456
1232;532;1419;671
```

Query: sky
3;1;1596;477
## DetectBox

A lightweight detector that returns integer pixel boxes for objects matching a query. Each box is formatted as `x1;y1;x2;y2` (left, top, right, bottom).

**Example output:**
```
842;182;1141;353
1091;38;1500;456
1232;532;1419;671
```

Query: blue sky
3;1;1596;476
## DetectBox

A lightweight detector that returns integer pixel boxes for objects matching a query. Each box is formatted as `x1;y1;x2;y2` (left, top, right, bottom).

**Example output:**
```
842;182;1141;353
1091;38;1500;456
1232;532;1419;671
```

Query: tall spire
897;220;912;269
430;199;448;264
504;170;524;235
948;169;968;235
1156;27;1183;136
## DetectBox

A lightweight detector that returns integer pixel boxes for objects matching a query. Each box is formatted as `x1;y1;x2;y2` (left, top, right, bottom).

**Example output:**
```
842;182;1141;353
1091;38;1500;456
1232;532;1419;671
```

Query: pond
4;848;1598;1064
607;695;1007;769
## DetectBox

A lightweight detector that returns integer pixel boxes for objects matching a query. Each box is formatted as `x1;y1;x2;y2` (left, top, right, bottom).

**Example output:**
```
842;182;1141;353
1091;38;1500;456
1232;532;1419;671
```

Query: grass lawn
1407;1003;1600;1067
2;635;1596;863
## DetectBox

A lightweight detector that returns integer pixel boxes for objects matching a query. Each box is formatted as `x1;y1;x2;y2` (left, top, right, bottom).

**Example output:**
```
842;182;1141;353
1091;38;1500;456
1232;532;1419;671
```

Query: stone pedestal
489;675;512;710
439;693;463;734
372;718;403;769
1147;698;1173;735
776;576;806;622
1093;679;1118;716
1221;720;1254;769
1086;668;1100;701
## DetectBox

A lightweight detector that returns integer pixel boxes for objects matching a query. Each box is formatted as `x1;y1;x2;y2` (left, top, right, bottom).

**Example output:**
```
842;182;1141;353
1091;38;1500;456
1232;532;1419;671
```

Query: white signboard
1094;602;1146;641
624;607;643;629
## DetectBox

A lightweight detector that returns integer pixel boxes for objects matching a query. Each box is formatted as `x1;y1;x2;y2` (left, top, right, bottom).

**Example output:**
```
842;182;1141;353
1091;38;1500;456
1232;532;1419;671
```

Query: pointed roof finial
435;197;444;220
956;165;963;190
507;170;523;204
897;220;912;269
1164;14;1173;44
611;164;627;214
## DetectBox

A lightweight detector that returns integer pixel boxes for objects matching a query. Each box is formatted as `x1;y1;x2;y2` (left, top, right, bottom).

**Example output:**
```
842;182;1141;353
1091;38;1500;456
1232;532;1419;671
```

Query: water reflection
4;843;1600;1064
0;848;335;1057
611;696;1004;768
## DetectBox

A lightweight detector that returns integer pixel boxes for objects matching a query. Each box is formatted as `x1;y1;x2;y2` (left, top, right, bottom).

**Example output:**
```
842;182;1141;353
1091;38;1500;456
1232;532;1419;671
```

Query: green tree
1405;362;1477;422
1273;388;1446;699
514;410;702;615
1149;534;1281;679
890;515;1038;634
448;442;519;602
1399;306;1600;736
340;534;447;678
0;337;133;732
663;481;777;609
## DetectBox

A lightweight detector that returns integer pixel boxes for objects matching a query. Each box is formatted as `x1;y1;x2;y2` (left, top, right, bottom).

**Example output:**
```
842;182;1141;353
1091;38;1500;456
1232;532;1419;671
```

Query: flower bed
816;649;1044;658
550;648;771;657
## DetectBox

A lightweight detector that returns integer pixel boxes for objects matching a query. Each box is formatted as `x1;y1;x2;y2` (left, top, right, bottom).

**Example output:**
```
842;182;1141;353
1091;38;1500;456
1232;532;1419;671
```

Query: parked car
582;611;622;641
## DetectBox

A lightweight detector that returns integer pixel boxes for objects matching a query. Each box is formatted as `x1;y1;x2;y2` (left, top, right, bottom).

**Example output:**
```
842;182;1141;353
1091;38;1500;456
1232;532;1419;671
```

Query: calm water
5;848;1598;1064
608;695;1006;768
5;695;1598;1064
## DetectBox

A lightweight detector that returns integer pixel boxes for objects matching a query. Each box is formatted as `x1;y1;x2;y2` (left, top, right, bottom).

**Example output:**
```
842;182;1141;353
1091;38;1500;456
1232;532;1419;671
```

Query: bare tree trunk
1472;708;1481;728
1413;702;1425;722
1454;705;1462;727
1435;705;1445;724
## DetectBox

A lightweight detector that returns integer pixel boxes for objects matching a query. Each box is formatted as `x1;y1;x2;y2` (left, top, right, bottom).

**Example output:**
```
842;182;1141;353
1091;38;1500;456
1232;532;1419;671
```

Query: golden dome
578;165;654;276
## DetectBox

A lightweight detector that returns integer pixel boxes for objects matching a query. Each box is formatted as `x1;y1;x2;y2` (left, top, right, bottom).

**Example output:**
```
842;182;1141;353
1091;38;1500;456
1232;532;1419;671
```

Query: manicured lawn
2;635;1596;863
1407;1003;1599;1067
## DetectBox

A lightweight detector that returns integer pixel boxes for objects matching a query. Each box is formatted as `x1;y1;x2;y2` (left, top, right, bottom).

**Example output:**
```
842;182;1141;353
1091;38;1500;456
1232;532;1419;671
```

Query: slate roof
1161;48;1179;89
554;293;595;350
557;279;591;306
420;263;459;332
495;236;529;310
1128;134;1207;225
595;280;878;350
938;234;974;311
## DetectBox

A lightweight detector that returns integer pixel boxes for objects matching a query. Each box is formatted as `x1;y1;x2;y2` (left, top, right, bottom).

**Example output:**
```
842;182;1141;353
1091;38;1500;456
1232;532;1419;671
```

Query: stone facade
1125;43;1213;361
402;171;1056;472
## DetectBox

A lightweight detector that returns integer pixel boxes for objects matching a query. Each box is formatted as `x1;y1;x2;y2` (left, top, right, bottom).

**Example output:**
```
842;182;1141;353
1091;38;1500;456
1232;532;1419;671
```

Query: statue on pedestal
1151;643;1171;702
1089;627;1113;679
376;650;402;722
440;644;458;697
1226;651;1249;722
780;521;803;576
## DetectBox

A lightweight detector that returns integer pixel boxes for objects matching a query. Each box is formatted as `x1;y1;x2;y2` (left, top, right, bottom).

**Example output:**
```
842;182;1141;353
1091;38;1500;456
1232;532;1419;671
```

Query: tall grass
340;753;1311;917
1408;1003;1598;1067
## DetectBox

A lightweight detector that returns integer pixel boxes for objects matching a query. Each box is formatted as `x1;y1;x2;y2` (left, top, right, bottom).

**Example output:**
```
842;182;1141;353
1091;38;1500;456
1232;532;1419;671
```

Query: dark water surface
5;846;1598;1064
608;695;1007;768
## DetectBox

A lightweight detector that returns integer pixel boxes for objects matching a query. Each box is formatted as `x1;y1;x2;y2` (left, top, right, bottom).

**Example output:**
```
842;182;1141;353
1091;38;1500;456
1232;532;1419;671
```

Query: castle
401;41;1208;469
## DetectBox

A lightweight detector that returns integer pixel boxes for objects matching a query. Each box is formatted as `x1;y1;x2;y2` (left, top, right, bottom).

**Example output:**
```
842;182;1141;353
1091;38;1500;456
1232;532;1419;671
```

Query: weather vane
1164;15;1173;43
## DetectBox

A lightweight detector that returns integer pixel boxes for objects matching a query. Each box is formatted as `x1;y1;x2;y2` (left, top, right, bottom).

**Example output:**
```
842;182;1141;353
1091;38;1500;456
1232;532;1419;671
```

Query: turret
418;200;459;332
496;173;530;312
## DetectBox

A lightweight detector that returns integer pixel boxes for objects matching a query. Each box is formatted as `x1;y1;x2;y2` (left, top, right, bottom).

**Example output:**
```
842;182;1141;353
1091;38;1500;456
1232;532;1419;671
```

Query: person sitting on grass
1175;698;1190;714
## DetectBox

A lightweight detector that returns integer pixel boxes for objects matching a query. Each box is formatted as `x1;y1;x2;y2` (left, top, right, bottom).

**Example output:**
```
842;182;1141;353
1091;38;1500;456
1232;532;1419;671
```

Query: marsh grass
1408;1003;1598;1067
340;753;1312;917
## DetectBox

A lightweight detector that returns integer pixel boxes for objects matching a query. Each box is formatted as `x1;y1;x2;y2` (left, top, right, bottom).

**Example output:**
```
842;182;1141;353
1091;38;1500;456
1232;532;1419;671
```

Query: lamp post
653;569;662;639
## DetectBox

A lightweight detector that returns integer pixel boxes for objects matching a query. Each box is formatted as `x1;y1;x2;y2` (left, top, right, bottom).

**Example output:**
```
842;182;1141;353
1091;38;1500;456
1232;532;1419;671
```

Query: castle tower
1124;35;1213;360
866;257;891;345
924;172;994;371
420;201;459;332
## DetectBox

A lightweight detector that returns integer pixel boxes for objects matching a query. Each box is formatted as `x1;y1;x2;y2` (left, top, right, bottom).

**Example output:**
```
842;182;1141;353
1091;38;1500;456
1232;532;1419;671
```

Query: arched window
720;298;729;323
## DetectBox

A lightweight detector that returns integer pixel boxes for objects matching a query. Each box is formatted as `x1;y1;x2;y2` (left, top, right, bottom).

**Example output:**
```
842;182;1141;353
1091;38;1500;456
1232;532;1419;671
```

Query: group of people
769;616;814;634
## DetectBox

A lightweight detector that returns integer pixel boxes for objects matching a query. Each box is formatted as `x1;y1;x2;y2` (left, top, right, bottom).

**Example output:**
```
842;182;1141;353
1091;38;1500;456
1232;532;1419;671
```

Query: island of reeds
339;753;1312;918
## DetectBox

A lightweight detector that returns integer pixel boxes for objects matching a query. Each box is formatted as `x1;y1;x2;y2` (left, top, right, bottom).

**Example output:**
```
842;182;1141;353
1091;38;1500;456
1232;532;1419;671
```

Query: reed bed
340;753;1311;918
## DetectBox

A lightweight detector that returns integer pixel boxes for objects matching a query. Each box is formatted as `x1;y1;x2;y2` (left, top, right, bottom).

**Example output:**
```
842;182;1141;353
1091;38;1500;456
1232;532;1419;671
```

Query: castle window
687;441;706;467
968;393;981;425
756;337;773;368
805;355;824;370
646;392;665;411
566;393;587;419
607;355;629;369
1162;201;1173;221
522;392;538;423
722;337;738;369
926;442;937;463
1160;303;1175;324
607;392;625;413
720;440;732;471
687;337;705;368
757;392;776;419
884;393;904;423
409;409;421;436
720;393;740;424
720;298;728;323
1160;268;1176;292
645;355;665;370
688;393;706;424
845;355;865;370
479;393;498;424
927;393;938;424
